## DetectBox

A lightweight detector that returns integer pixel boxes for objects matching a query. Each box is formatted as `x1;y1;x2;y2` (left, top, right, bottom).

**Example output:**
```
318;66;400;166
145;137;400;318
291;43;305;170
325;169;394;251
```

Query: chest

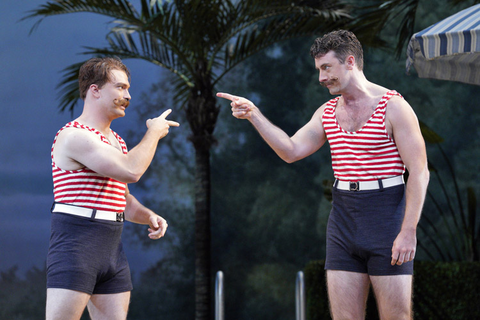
335;104;377;132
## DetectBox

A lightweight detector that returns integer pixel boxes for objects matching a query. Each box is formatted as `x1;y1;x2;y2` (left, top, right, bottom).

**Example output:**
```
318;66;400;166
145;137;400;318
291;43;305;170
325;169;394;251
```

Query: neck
76;111;112;136
341;73;369;99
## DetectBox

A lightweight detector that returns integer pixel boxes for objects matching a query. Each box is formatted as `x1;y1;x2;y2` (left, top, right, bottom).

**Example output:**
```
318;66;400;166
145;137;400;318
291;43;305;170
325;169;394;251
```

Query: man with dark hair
217;30;429;319
47;56;179;320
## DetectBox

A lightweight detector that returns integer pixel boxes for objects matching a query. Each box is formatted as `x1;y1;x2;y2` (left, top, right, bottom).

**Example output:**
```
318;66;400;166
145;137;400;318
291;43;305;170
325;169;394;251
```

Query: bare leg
327;270;371;320
46;288;91;320
87;291;131;320
370;275;413;320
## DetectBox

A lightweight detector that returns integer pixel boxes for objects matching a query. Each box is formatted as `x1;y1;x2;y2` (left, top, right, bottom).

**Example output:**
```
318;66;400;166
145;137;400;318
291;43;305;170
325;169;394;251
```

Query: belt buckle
116;212;124;222
349;181;359;191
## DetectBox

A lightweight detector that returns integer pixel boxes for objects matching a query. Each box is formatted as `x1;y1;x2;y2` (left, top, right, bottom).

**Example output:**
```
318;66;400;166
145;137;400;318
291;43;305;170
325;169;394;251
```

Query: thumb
150;216;159;228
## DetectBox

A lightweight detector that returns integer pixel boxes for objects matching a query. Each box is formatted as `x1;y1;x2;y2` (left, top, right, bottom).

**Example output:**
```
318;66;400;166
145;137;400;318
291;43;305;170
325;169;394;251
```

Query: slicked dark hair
310;30;364;71
78;56;130;100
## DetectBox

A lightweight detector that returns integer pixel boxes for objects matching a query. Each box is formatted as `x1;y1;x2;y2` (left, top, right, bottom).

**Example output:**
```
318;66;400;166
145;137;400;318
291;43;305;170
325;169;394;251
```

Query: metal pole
215;271;224;320
296;271;305;320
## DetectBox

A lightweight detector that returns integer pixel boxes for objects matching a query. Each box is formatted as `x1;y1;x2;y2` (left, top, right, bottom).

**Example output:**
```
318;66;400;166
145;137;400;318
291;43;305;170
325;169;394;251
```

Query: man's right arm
56;109;179;183
217;92;327;163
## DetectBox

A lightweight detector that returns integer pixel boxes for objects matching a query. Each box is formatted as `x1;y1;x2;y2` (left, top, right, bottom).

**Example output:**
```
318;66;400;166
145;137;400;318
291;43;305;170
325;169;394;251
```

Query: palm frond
346;0;419;58
213;3;351;84
55;61;86;113
103;30;194;86
22;0;140;34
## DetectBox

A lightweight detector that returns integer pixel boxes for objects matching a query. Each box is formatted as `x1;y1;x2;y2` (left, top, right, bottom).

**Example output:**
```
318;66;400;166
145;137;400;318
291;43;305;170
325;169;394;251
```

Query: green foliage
15;1;480;319
414;261;480;319
417;139;480;262
305;260;480;320
24;0;354;113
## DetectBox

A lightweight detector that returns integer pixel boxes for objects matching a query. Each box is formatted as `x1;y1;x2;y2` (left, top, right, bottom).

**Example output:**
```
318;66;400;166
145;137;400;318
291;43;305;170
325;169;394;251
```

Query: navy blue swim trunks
325;184;413;275
46;211;133;295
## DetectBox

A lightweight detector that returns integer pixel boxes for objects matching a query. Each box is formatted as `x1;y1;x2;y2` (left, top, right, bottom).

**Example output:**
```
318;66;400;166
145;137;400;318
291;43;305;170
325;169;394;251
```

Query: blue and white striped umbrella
406;4;480;85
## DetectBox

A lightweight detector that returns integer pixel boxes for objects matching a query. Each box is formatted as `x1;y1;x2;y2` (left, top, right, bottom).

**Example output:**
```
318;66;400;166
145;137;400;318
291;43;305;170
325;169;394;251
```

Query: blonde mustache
113;98;130;108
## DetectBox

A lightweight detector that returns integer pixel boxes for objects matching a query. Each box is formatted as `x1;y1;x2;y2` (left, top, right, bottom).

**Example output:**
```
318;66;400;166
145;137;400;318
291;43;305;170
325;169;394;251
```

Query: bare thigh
87;291;131;320
327;270;371;320
46;288;91;320
370;275;413;320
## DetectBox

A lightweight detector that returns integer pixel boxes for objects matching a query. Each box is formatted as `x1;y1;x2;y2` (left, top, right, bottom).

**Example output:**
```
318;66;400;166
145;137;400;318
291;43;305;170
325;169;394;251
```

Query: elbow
284;157;297;164
411;162;430;186
123;171;143;184
423;164;430;184
281;153;300;164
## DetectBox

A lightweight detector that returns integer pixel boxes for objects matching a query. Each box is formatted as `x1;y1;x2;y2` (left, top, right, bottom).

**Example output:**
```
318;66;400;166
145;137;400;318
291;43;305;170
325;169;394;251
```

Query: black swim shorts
325;184;413;275
47;212;133;295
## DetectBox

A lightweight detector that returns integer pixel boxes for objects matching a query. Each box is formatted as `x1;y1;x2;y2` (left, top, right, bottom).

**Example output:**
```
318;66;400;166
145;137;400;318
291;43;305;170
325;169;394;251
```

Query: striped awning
406;4;480;85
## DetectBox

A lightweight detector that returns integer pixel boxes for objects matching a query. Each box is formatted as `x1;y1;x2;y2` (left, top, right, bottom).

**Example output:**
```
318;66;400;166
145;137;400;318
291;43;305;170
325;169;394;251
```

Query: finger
149;225;166;238
151;217;159;229
216;92;240;101
148;228;162;239
405;251;415;262
391;252;399;266
160;109;173;119
396;252;407;265
167;120;180;127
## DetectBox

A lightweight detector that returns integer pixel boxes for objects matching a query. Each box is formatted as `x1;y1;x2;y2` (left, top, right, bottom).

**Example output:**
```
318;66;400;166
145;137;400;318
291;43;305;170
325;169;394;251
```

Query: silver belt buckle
116;212;124;222
349;181;359;191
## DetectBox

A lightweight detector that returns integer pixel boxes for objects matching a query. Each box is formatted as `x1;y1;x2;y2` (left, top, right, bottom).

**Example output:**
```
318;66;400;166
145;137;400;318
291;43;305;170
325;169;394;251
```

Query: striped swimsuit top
322;90;406;181
51;121;128;212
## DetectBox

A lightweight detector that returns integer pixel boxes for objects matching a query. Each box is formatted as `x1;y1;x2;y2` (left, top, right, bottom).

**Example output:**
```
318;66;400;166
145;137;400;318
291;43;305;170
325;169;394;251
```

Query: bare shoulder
56;127;99;150
54;127;104;170
386;95;418;121
385;95;421;140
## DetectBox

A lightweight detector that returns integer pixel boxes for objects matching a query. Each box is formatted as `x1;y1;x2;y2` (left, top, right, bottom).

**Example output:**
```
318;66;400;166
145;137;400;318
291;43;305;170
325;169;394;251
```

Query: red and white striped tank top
51;121;128;212
322;90;405;181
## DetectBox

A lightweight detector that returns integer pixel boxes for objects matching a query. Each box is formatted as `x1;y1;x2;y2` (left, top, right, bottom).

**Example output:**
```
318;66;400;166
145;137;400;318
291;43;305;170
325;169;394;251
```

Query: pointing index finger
216;92;240;102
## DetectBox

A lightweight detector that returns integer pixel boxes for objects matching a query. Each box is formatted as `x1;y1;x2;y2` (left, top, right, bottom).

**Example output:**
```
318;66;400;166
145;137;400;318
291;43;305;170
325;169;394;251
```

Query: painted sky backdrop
1;0;168;276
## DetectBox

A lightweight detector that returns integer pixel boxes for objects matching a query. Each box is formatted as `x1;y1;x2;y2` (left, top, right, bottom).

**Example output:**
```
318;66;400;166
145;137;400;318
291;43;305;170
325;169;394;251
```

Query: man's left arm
124;186;168;240
387;96;430;266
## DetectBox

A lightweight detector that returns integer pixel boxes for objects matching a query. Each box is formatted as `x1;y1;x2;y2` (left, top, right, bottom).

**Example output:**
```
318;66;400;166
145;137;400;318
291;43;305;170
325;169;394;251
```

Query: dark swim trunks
325;184;413;275
46;212;133;295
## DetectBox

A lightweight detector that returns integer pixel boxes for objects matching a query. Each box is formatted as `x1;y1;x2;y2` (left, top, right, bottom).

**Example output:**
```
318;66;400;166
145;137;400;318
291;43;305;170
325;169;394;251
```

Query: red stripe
51;121;127;212
322;90;405;180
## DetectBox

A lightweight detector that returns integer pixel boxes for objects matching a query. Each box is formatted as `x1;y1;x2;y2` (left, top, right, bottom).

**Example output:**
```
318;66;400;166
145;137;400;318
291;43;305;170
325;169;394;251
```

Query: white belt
335;176;404;191
52;203;124;222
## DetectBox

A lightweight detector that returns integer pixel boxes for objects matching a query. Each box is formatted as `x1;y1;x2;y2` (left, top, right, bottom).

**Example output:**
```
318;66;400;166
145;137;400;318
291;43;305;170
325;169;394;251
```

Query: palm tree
26;0;480;318
24;1;354;318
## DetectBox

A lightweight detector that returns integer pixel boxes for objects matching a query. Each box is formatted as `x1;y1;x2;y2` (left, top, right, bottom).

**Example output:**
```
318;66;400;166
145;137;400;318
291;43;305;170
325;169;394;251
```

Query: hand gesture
391;229;416;265
217;92;255;119
148;215;168;240
146;109;180;139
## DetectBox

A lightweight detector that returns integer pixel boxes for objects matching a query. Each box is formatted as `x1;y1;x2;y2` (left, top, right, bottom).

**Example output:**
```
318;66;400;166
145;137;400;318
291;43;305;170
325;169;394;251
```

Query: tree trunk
187;61;219;320
193;143;212;320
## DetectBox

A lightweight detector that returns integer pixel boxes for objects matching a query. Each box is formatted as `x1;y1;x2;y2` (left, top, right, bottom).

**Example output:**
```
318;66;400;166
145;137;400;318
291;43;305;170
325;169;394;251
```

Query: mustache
113;98;130;108
320;78;338;87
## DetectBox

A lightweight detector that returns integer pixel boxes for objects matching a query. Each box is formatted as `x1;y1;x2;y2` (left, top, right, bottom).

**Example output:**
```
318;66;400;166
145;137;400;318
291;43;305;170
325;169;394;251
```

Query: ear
89;84;101;99
346;55;355;70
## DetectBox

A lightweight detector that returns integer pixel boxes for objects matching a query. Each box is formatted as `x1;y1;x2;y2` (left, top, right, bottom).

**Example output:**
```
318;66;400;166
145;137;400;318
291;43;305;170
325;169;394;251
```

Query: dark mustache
320;78;338;87
113;98;130;107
